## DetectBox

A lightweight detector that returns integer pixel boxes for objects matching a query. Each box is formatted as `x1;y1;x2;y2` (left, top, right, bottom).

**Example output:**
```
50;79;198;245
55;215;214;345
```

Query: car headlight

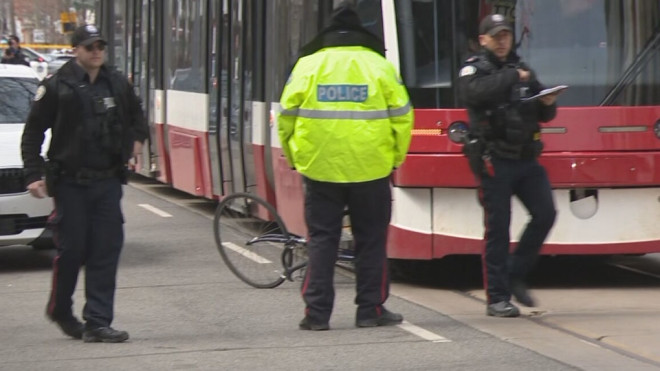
448;121;469;143
654;119;660;139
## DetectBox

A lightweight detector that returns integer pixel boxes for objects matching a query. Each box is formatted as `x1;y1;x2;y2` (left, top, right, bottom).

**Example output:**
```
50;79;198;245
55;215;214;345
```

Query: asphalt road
0;178;658;370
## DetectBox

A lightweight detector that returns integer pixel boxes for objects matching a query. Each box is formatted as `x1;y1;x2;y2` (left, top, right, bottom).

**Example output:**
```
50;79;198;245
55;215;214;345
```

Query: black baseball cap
71;24;106;47
479;14;512;36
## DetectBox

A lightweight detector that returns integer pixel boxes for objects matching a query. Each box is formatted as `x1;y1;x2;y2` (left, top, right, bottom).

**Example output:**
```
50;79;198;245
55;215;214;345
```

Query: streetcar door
218;0;257;195
133;0;160;177
208;0;228;197
143;0;167;182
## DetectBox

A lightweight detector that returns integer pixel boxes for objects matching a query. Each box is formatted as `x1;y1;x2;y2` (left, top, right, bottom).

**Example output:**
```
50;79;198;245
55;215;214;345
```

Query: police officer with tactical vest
278;2;413;331
21;25;148;341
458;15;559;317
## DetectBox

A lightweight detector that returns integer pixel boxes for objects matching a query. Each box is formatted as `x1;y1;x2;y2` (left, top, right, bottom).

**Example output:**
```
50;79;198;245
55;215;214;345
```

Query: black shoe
510;280;536;307
48;316;84;339
299;317;329;331
487;301;520;318
82;327;129;343
356;308;403;328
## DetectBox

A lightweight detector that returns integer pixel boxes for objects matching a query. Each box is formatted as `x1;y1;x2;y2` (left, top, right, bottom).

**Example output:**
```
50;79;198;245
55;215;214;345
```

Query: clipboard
522;85;569;101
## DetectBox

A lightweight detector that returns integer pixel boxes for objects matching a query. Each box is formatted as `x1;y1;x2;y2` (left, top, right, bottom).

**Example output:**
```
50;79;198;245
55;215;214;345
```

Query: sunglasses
83;43;106;52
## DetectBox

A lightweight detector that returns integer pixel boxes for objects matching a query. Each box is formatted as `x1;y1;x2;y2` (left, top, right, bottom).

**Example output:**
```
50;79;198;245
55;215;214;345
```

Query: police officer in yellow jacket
278;2;413;331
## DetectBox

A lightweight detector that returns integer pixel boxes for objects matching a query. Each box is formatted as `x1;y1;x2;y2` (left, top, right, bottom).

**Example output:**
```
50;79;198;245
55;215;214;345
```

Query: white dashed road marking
222;242;272;264
138;203;173;218
398;321;452;343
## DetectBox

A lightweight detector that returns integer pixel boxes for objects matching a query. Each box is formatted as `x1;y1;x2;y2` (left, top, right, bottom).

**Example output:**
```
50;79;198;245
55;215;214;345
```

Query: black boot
486;301;520;318
356;307;403;327
510;279;536;307
48;315;84;339
299;316;330;331
82;327;129;343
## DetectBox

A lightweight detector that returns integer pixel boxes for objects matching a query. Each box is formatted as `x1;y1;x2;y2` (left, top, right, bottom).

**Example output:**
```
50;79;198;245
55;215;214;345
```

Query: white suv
1;45;50;80
17;46;50;80
0;64;54;249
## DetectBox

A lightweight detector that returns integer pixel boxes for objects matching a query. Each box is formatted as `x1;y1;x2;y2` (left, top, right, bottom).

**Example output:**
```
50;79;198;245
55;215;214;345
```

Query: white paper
522;85;569;101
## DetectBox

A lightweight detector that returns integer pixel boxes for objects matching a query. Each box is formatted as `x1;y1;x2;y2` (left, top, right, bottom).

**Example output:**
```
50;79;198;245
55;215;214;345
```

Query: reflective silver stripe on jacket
279;102;411;120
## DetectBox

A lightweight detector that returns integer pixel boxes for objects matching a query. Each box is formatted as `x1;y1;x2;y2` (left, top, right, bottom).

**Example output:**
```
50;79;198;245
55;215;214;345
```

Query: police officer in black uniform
458;15;559;317
1;35;30;66
21;25;148;342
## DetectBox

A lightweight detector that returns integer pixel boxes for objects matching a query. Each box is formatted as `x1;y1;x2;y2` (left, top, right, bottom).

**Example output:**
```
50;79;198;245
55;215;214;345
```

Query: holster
44;161;61;197
520;140;544;159
462;137;485;177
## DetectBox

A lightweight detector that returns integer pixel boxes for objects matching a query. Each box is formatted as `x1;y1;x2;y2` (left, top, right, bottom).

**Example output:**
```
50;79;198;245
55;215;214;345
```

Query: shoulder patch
34;86;46;101
459;65;477;77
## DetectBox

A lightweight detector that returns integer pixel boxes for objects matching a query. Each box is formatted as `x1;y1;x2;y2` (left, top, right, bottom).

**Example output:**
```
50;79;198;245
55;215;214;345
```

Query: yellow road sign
60;11;77;33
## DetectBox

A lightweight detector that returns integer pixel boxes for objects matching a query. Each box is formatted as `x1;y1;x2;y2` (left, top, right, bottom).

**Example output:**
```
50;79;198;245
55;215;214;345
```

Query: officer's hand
27;180;47;199
517;69;530;82
540;93;558;106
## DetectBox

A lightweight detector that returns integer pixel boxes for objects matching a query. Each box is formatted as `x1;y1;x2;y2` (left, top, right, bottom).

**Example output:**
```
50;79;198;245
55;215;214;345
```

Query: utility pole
0;0;6;36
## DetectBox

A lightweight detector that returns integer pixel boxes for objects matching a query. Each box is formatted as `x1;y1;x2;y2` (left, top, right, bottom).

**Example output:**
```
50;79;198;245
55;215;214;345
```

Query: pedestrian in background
21;24;148;342
1;47;17;64
1;35;29;66
278;2;414;331
458;14;559;318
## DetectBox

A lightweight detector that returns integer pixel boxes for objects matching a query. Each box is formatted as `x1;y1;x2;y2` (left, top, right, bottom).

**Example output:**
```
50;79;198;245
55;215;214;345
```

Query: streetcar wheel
213;193;287;288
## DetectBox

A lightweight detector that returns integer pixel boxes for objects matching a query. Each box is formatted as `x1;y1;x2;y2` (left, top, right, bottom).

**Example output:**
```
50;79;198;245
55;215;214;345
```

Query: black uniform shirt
70;62;117;170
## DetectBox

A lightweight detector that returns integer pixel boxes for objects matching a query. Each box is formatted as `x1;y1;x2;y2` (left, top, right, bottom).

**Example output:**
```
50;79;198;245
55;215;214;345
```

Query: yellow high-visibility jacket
278;46;413;183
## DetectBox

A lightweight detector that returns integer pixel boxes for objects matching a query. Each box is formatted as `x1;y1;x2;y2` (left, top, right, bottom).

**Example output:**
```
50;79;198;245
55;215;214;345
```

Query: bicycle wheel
214;193;288;288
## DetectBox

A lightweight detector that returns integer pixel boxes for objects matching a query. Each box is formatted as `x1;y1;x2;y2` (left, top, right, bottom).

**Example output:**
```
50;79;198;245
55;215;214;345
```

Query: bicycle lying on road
213;192;354;288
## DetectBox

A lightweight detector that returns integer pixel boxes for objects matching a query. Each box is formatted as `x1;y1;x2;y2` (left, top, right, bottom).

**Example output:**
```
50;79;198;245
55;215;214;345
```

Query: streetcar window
397;0;660;108
395;0;454;109
169;0;207;93
270;0;327;97
113;1;128;73
355;0;384;42
513;0;660;106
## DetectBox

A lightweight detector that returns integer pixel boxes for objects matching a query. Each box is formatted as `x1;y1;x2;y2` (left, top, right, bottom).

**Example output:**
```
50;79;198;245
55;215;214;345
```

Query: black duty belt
62;167;119;183
78;167;118;179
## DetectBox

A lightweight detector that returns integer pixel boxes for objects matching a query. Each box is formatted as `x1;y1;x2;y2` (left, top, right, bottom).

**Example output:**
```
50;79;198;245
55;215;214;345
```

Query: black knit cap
329;3;363;29
299;1;385;57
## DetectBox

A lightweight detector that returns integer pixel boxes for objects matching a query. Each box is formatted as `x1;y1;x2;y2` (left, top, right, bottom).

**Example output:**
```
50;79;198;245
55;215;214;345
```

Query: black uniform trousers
301;176;392;324
478;157;556;304
46;176;124;329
